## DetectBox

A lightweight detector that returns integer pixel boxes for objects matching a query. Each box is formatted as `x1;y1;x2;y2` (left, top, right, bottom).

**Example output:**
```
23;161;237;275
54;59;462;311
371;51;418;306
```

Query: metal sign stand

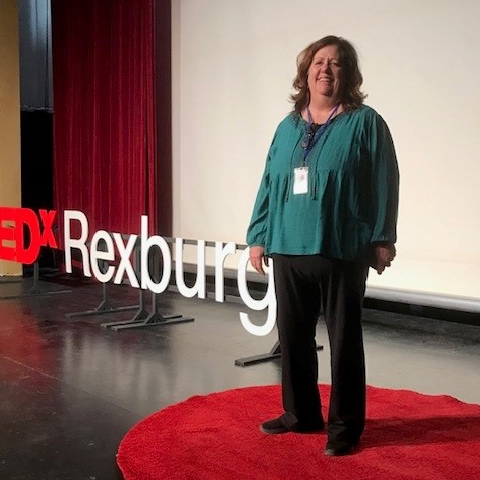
0;262;71;299
101;290;194;331
235;341;323;367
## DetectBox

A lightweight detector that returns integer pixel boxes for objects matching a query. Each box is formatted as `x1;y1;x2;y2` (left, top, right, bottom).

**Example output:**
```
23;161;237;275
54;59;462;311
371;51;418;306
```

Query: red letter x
39;210;57;248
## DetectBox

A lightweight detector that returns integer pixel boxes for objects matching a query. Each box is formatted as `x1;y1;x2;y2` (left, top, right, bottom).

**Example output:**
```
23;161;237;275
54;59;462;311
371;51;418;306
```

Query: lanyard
301;104;340;165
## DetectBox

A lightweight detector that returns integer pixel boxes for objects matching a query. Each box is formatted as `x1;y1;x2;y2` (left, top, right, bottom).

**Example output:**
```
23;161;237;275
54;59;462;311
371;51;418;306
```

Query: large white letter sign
64;210;90;276
175;238;206;299
237;248;277;336
140;216;171;293
61;211;279;337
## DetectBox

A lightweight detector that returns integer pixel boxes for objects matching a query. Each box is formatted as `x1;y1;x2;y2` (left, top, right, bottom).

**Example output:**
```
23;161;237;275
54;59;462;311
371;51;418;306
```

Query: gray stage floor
0;276;479;479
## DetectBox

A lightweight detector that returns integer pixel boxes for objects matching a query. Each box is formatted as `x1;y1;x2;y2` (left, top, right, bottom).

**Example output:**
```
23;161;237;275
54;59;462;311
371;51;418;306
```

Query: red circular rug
117;384;480;480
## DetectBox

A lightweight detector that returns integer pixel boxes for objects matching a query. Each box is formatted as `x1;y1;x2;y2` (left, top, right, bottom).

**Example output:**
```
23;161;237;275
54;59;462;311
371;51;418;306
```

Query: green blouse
246;105;399;262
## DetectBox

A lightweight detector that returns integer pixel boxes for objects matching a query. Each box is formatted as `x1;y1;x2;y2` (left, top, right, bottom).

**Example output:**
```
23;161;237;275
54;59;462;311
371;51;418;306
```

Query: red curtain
51;0;160;238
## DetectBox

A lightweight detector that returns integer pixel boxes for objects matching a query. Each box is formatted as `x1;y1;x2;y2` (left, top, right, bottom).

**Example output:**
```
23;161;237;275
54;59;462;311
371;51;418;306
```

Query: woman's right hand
370;243;396;274
249;245;269;275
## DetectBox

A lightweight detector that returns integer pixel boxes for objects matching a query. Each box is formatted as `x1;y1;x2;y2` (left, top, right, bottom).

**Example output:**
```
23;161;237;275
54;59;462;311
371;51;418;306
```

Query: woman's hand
371;243;396;274
249;245;269;275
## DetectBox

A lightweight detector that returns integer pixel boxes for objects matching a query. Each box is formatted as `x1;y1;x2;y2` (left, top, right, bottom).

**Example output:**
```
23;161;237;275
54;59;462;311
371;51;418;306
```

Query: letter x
39;210;58;248
113;233;139;288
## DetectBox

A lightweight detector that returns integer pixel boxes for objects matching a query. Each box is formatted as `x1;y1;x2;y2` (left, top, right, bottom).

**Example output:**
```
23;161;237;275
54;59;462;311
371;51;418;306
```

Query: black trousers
272;254;368;443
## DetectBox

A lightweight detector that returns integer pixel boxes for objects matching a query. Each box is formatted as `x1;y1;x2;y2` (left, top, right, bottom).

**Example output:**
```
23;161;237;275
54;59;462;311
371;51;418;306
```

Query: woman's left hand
371;243;396;274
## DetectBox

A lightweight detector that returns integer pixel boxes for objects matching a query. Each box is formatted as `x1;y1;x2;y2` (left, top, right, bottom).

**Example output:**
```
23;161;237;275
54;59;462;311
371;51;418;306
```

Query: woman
246;35;399;456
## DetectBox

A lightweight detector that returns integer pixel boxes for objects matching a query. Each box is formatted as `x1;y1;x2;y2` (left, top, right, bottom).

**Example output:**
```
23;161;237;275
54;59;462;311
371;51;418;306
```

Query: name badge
293;166;309;195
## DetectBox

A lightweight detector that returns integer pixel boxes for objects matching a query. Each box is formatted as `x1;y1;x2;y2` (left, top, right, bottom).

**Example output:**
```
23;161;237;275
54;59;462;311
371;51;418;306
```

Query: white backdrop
172;0;480;301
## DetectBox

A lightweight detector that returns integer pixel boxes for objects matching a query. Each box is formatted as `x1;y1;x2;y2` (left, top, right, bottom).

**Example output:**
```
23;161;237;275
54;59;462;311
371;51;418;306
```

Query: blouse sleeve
368;113;400;244
246;133;277;247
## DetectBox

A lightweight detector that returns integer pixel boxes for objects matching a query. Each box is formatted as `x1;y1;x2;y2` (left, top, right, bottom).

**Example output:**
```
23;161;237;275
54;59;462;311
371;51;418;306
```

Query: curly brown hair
290;35;366;114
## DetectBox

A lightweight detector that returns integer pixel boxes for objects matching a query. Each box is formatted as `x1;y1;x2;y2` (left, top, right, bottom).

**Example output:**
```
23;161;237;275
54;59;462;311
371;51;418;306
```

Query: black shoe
324;439;358;456
260;413;324;435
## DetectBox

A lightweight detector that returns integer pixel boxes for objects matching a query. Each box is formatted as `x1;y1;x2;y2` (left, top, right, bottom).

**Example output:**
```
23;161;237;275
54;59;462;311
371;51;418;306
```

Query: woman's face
307;44;343;103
